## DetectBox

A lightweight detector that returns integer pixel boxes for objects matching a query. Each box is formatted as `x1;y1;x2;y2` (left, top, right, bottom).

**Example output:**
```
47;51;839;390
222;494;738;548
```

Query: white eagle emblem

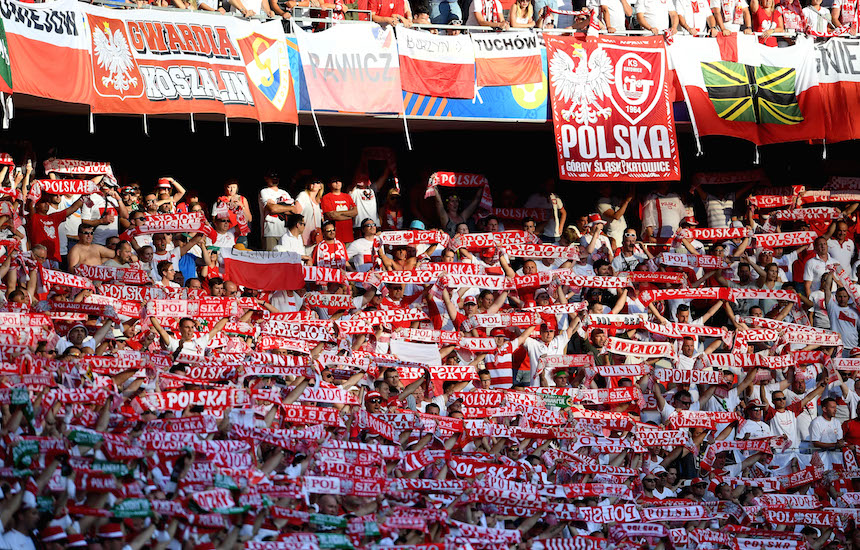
92;21;137;94
550;44;614;125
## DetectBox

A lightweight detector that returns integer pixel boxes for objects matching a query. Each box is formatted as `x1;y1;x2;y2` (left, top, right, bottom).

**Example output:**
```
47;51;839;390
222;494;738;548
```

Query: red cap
540;319;558;331
67;534;87;547
745;399;766;410
364;391;382;402
463;295;478;305
586;213;603;226
41;526;67;543
490;328;506;337
98;523;124;539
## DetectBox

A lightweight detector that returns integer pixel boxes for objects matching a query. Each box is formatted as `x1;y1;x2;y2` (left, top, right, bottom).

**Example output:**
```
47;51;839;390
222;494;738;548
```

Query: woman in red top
751;0;784;46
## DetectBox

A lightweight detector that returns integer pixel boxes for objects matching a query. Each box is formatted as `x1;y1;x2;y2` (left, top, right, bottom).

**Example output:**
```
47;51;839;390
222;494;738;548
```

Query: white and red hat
586;213;604;227
67;534;87;547
682;207;698;226
463;295;478;305
98;523;124;539
41;526;67;543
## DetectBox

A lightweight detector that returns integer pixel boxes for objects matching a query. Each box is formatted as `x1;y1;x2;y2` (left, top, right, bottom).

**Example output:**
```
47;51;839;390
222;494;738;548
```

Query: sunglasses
368;398;382;404
678;400;693;405
773;397;785;401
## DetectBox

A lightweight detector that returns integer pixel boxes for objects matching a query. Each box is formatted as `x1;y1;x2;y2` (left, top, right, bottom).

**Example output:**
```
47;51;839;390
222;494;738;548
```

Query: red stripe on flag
716;33;739;63
475;57;542;88
399;56;475;99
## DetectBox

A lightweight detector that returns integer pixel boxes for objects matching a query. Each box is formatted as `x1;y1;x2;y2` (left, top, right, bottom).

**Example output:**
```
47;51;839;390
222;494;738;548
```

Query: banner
294;22;402;114
81;6;297;123
546;33;679;181
669;33;824;145
396;27;474;99
471;31;541;87
815;39;860;143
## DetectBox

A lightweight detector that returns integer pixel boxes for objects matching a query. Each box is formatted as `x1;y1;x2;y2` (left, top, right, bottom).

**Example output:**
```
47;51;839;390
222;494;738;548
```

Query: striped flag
396;27;475;99
471;31;541;88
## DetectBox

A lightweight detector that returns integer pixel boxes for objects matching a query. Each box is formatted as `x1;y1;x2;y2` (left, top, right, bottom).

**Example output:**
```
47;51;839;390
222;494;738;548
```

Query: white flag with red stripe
396;27;475;99
221;248;303;291
471;32;542;88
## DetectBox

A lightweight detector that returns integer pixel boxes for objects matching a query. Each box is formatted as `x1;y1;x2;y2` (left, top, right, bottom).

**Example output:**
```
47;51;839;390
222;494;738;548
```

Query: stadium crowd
0;148;859;550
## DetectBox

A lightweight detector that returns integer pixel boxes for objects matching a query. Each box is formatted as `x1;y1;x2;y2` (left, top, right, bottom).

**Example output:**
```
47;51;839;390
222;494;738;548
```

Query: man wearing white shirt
827;221;854;273
151;316;229;360
276;213;310;263
635;0;679;33
600;0;633;32
347;218;380;272
810;397;845;467
524;315;582;387
824;277;860;354
642;183;686;241
804;237;837;296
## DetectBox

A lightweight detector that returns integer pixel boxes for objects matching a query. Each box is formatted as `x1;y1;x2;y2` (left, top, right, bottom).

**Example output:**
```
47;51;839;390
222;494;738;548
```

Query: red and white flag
397;27;475;99
221;248;303;291
471;31;542;88
294;23;403;114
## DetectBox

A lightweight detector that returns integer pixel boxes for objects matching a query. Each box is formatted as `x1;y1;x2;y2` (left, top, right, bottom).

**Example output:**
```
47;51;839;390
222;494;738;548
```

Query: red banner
546;33;679;181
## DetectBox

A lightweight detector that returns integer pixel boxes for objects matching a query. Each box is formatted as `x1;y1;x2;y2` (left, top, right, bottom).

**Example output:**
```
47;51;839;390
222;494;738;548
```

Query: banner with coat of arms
545;33;680;182
0;0;296;124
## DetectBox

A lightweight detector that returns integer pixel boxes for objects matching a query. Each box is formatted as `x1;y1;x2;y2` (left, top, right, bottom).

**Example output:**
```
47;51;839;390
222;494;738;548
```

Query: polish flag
221;248;303;291
397;27;475;99
472;31;542;87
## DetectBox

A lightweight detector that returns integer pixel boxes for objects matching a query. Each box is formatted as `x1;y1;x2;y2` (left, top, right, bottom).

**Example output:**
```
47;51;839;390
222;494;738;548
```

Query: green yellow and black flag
700;60;802;125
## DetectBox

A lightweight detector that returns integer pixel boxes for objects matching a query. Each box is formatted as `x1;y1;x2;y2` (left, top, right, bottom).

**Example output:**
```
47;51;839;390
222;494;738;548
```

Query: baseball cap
364;391;382;403
98;523;124;539
535;288;550;299
586;213;604;226
409;220;425;230
552;369;569;379
490;328;507;337
464;295;478;305
67;534;87;547
745;399;766;410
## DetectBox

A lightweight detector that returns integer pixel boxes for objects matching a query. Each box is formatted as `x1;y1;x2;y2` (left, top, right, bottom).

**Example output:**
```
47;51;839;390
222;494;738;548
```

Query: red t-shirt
843;419;860;446
28;211;67;262
753;9;782;46
320;192;356;244
368;0;406;17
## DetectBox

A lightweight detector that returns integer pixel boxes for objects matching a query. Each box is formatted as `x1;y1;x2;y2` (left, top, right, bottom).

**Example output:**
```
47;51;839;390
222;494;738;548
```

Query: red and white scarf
425;172;492;212
659;252;728;270
123;212;216;241
755;231;816;249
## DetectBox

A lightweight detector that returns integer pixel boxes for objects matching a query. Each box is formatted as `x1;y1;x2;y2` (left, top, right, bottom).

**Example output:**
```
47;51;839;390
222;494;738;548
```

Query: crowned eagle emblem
92;21;138;94
549;43;614;125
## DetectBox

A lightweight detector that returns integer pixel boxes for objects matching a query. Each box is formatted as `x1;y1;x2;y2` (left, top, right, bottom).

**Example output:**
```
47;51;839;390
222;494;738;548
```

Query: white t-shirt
642;193;685;238
580;234;613;264
212;230;236;249
466;0;505;24
296;191;322;247
719;0;749;29
809;415;843;444
53;195;82;255
596;196;628;244
259;187;294;239
601;0;629;30
635;0;675;30
804;256;836;293
524;334;571;386
81;193;120;245
524;194;558;239
277;231;306;256
827;298;859;350
167;334;213;359
833;0;857;25
803;6;831;33
350;187;379;228
828;239;855;272
612;251;648;273
3;530;35;550
769;409;802;450
151;249;180;281
346;237;377;272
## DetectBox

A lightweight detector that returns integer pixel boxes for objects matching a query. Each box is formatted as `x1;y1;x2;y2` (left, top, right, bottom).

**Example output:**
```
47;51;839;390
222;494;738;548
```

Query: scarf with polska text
392;327;461;345
38;266;95;291
43;158;117;185
75;263;149;285
377;229;451;249
701;436;789;470
602;337;677;361
771;206;841;222
424;172;492;213
668;410;746;431
450;230;540;251
639;286;729;306
460;311;541;331
121;212;216;241
501;243;580;259
754;231;817;249
675;226;750;241
29;179;99;203
37;300;118;322
303;292;355;311
659;252;729;270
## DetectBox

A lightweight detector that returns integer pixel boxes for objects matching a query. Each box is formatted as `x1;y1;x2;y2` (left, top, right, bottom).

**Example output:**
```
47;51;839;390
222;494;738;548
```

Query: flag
397;27;474;99
221;248;303;291
814;38;860;143
471;31;541;87
669;33;824;145
2;0;91;103
294;22;403;114
546;33;680;182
